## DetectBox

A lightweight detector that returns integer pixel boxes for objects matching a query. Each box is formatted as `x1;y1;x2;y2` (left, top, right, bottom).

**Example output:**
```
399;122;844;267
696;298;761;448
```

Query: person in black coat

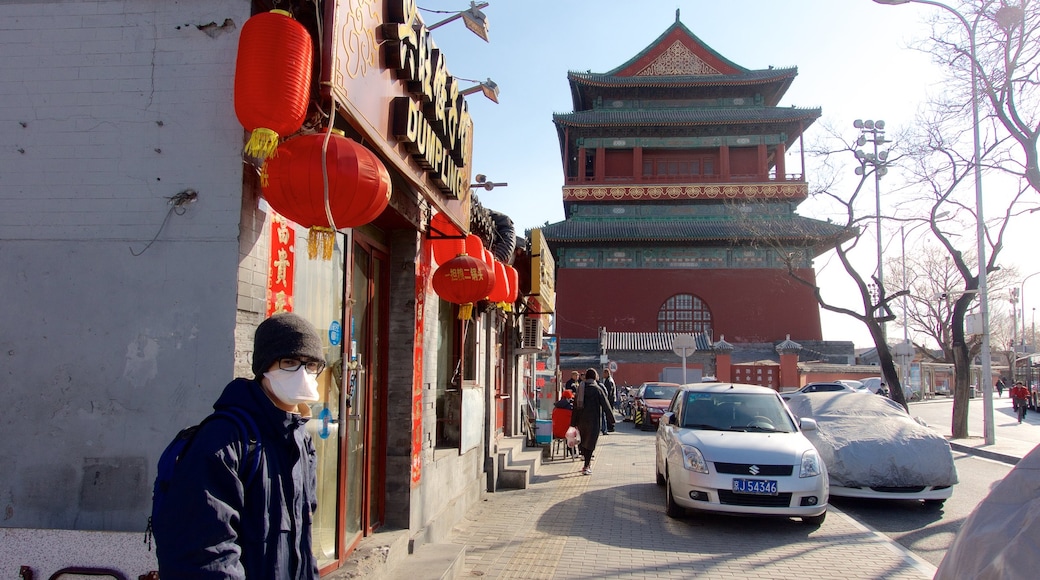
570;368;615;475
153;312;324;579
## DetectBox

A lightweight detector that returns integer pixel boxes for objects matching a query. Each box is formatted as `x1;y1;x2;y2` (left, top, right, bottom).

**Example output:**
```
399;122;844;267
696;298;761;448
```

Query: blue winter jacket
153;378;319;579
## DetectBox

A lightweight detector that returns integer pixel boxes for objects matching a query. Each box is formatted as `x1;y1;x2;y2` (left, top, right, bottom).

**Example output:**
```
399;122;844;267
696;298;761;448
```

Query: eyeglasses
277;358;326;375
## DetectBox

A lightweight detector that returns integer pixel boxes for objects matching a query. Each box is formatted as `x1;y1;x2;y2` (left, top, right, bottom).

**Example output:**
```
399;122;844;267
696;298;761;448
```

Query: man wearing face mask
152;312;324;579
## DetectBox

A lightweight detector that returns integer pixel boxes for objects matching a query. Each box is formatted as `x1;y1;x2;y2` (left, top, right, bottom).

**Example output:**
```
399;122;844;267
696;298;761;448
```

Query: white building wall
0;0;250;576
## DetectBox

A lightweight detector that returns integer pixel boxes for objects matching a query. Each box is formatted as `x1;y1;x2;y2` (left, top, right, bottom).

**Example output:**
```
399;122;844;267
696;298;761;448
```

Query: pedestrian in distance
571;368;616;475
152;312;325;579
1010;380;1030;423
554;389;574;410
996;377;1005;398
601;368;617;434
564;370;581;397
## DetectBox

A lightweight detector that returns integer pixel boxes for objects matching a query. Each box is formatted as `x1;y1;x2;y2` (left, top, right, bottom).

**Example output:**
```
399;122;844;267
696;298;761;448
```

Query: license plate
732;478;778;495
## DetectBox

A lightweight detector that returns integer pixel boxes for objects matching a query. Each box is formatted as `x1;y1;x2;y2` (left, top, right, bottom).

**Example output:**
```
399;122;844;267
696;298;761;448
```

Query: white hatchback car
655;383;828;525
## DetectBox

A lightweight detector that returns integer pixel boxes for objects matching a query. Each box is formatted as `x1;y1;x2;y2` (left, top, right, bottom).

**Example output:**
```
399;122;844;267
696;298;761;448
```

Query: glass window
658;293;713;333
435;302;462;448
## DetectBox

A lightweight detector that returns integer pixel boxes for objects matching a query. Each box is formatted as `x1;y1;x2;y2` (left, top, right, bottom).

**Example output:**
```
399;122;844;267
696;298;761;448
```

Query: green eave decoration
576;134;786;148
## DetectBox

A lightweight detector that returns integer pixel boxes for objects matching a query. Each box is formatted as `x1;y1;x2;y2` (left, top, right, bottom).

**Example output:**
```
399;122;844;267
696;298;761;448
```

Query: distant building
539;16;850;386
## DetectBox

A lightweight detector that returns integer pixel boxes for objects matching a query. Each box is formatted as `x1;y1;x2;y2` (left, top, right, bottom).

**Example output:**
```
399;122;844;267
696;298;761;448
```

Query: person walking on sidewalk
601;369;617;435
1011;381;1030;423
152;312;325;579
571;368;615;475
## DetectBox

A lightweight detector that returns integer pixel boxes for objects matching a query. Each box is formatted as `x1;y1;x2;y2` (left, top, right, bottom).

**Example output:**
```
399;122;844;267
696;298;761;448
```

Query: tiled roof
604;331;713;352
540;216;849;244
569;68;798;87
553;106;821;128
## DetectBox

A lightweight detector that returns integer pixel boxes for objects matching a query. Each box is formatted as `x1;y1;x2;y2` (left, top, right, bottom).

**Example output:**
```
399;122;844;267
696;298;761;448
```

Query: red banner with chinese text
266;213;295;316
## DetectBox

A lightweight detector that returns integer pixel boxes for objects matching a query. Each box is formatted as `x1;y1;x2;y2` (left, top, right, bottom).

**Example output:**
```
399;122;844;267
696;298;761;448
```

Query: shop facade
0;1;539;577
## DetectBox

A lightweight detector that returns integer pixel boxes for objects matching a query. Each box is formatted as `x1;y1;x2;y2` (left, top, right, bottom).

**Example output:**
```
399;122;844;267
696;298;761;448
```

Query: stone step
496;436;544;490
387;543;465;580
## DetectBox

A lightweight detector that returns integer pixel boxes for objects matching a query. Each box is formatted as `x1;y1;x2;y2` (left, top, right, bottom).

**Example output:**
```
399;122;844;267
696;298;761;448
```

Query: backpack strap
209;407;263;489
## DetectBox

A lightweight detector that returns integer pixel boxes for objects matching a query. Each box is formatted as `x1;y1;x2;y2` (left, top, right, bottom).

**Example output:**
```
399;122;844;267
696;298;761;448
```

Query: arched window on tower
658;293;712;334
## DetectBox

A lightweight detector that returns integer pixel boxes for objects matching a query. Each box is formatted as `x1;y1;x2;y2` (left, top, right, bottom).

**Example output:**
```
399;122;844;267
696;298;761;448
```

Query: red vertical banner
266;213;296;316
411;237;431;486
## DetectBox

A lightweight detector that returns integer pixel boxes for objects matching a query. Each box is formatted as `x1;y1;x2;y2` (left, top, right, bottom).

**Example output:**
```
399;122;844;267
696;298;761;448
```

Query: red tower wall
556;267;823;342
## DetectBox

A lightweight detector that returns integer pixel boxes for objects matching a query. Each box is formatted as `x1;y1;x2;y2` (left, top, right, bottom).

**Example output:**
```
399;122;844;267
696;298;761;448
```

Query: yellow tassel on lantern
307;227;335;260
458;303;474;320
244;127;281;164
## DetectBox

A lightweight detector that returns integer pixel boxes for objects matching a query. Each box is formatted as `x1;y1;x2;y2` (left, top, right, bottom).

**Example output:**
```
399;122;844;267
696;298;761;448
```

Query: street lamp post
873;0;993;444
854;119;890;343
1021;271;1040;349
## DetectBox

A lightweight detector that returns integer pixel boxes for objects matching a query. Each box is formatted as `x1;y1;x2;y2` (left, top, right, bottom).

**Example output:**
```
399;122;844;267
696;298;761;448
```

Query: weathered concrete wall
0;0;249;538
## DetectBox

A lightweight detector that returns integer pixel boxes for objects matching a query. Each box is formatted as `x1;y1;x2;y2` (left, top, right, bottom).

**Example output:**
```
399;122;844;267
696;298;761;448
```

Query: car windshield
680;392;797;433
643;386;679;400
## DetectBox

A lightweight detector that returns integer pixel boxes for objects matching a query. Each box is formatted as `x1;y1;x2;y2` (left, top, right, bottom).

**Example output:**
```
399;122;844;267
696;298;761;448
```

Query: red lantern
464;234;484;259
487;260;510;304
481;248;497;293
263;131;391;229
432;254;494;319
505;265;519;304
234;10;313;163
430;212;465;265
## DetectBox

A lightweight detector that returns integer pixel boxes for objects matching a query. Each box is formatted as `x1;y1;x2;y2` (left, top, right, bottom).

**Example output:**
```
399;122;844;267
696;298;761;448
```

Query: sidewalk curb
948;442;1020;466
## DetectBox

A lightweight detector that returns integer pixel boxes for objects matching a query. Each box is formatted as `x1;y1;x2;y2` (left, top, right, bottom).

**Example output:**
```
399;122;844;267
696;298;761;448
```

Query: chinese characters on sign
266;213;295;316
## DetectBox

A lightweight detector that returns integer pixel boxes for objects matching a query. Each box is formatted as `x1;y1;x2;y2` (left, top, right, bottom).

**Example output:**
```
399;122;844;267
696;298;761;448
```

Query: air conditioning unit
521;316;543;350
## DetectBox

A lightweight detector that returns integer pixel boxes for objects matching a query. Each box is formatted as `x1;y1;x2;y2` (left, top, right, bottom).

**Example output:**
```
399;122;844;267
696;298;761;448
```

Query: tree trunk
951;343;971;439
868;321;908;411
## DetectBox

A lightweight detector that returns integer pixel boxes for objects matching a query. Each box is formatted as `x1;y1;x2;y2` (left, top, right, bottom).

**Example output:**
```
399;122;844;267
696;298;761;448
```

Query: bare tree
918;1;1040;195
733;124;914;411
886;242;1017;364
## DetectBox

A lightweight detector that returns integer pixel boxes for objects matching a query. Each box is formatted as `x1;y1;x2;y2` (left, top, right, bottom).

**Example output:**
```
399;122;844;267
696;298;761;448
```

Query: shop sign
327;0;474;215
529;230;556;325
384;0;473;200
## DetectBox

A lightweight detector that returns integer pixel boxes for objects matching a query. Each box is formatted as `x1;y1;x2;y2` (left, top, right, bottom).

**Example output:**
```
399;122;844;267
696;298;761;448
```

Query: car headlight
680;445;708;474
799;449;822;478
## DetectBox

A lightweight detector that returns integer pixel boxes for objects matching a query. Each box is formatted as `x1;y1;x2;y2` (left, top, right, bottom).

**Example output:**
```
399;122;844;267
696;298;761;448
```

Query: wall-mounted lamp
459;77;500;103
471;174;507;191
425;2;490;42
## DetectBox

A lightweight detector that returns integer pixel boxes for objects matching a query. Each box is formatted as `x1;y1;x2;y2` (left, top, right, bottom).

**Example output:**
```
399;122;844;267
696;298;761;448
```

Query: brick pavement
450;423;935;579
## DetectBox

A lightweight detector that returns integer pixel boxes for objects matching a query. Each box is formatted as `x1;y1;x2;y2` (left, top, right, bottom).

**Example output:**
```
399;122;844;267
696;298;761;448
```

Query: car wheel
655;462;666;486
665;475;684;518
924;499;945;509
802;511;826;526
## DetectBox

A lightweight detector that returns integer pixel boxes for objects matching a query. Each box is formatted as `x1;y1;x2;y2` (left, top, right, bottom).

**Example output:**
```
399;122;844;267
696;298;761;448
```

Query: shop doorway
342;234;389;552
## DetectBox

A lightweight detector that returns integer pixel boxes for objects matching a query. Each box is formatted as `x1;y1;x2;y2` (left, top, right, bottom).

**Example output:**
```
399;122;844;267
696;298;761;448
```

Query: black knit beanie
252;312;325;377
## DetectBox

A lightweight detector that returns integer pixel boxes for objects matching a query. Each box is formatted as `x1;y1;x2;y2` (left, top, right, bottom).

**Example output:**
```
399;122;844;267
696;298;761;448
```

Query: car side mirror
663;412;676;426
799;417;817;432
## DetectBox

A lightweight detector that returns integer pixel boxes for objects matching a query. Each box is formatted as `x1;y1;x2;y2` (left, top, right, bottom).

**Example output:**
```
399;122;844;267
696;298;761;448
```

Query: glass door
342;235;388;552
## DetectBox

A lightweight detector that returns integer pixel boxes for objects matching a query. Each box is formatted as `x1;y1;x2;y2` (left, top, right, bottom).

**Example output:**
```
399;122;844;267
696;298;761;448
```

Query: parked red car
633;382;681;430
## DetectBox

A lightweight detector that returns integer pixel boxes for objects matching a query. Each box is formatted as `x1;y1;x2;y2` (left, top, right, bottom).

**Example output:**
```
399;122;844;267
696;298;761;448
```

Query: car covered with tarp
935;443;1040;578
783;391;957;506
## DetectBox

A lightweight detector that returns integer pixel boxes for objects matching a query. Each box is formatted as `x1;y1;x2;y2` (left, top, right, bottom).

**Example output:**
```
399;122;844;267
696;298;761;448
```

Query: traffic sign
672;334;697;357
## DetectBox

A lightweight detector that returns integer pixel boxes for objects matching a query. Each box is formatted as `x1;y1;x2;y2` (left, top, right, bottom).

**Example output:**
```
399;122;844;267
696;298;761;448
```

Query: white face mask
264;367;320;406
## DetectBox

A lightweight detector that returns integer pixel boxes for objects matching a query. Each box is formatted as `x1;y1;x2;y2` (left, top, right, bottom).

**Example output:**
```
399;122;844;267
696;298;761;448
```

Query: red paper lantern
432;254;494;319
464;234;484;258
481;248;497;291
262;131;391;229
505;265;519;303
234;10;313;163
487;260;510;304
430;212;465;265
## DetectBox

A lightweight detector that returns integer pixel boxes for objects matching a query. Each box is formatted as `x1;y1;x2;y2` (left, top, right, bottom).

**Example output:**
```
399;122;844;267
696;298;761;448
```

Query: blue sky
417;0;1036;347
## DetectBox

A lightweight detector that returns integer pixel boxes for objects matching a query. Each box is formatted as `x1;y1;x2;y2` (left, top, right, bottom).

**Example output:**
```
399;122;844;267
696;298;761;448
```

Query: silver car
655;383;829;525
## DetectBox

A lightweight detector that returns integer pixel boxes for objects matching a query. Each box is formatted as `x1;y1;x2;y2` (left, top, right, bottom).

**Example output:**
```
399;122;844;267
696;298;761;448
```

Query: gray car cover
784;392;958;488
934;442;1040;579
